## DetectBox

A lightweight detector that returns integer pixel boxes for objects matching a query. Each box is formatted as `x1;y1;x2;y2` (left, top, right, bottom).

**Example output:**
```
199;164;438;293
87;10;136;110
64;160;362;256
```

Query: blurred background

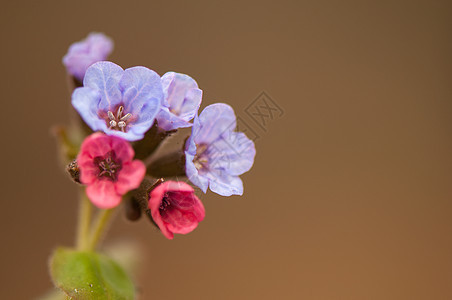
1;0;452;299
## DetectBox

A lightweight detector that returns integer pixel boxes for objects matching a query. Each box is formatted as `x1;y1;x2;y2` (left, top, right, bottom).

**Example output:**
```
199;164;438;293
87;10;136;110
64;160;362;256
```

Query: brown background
1;0;452;299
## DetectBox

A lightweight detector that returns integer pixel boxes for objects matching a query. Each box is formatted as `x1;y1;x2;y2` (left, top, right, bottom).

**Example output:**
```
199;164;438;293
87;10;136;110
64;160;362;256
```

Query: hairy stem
76;190;92;251
87;207;116;251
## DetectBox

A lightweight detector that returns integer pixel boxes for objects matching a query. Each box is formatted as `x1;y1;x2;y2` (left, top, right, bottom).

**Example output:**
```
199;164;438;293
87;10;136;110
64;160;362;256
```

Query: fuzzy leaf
50;247;135;300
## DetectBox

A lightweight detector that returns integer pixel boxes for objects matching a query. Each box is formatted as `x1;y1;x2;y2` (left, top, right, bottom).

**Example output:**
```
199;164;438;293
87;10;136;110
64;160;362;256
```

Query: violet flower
149;181;205;239
185;103;256;196
77;133;146;209
156;72;203;131
72;61;163;141
63;32;113;82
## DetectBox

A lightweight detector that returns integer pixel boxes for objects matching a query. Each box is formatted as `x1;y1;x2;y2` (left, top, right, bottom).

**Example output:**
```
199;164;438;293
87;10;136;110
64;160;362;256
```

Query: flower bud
66;160;81;184
148;181;205;239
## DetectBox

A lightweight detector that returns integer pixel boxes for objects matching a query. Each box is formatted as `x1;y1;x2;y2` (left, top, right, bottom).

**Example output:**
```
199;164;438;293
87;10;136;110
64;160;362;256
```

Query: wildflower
156;72;202;131
149;181;205;239
185;104;256;196
77;133;146;209
72;61;163;141
63;32;113;82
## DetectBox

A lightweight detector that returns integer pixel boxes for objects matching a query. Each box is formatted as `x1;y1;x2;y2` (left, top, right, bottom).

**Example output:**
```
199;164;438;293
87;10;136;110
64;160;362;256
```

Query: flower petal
115;160;146;195
148;185;174;240
178;88;203;118
185;153;209;193
86;180;122;209
165;210;200;234
119;66;162;117
161;72;201;114
83;61;124;110
156;107;193;132
207;170;244;196
109;135;135;162
208;132;256;176
78;132;113;159
72;87;108;133
102;128;143;142
62;33;113;81
193;103;236;145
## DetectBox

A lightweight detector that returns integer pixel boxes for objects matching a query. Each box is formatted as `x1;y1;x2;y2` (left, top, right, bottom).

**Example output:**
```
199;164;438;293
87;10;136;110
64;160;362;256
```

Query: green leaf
50;247;135;300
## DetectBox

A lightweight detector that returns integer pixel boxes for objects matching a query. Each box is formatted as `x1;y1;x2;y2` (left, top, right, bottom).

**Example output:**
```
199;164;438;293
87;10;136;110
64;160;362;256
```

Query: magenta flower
149;181;205;239
77;133;146;209
63;32;113;82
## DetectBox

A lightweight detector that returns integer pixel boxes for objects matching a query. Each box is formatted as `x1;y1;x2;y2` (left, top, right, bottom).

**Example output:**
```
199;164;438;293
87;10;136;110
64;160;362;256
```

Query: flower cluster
62;32;256;239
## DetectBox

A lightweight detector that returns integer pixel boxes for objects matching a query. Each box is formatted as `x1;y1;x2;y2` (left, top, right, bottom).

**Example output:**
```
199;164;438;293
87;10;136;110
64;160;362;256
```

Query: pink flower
149;181;205;239
77;133;146;209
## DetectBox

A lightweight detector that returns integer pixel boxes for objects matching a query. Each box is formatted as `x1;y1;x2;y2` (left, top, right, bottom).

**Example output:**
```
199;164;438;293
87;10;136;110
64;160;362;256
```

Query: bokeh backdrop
1;0;452;299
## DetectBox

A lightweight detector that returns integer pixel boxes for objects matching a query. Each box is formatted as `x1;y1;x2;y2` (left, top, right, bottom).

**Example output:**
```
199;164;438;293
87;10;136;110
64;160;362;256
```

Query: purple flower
63;32;113;82
72;61;163;141
185;104;256;196
156;72;203;131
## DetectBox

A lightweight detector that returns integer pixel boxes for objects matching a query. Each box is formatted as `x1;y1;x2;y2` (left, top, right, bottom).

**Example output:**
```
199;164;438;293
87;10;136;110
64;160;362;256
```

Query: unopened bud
125;197;142;221
66;159;81;184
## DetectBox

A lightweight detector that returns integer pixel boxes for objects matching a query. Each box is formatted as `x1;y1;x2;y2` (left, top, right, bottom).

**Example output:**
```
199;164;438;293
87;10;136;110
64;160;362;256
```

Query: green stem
87;207;116;251
76;190;92;251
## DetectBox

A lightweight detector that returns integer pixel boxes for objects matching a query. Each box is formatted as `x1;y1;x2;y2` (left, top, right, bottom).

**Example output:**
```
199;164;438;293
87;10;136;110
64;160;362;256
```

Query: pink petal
110;135;135;162
79;133;113;159
166;211;200;234
148;181;205;239
115;160;146;195
86;180;122;209
78;163;98;184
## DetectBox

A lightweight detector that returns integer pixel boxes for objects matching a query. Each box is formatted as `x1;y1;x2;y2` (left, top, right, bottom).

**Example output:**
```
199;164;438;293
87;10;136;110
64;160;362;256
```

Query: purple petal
84;33;113;56
156;107;193;131
157;72;202;131
206;170;244;196
83;61;124;110
161;72;202;114
72;87;108;132
208;132;256;176
62;33;114;81
193;103;237;145
185;153;209;193
102;127;143;141
119;66;163;134
177;88;202;122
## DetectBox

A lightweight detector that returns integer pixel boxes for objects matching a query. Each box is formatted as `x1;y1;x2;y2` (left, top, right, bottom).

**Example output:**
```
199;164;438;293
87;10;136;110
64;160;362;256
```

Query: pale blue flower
156;72;202;131
72;61;163;141
63;32;113;82
185;104;256;196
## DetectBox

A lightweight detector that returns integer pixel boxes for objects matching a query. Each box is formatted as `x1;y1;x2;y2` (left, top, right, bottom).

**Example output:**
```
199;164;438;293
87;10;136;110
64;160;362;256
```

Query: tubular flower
149;181;205;239
185;103;256;196
77;133;146;209
72;61;163;141
63;32;113;82
156;72;203;131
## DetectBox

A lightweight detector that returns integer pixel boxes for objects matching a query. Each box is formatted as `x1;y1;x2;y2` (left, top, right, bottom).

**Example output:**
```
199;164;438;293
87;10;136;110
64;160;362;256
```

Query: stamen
95;151;121;181
159;195;171;211
118;121;126;132
117;106;124;119
105;106;132;132
120;113;132;121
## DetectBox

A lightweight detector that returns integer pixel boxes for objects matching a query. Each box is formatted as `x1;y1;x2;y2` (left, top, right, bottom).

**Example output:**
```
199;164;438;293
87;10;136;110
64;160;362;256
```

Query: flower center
94;151;121;181
107;105;132;132
193;144;209;171
159;194;172;213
